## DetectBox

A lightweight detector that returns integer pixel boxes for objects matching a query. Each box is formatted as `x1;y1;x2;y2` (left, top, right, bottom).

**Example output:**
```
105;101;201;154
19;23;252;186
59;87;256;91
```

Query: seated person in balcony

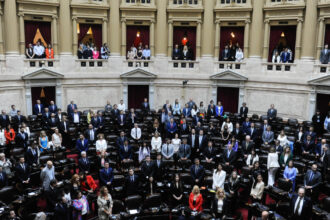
26;43;35;59
221;45;230;61
172;44;182;60
83;45;93;59
101;43;110;59
93;46;99;59
235;47;244;62
33;40;45;58
45;44;54;59
272;51;281;63
127;46;136;60
324;111;330;132
182;45;192;60
280;48;290;63
77;45;84;59
320;44;330;64
142;44;151;60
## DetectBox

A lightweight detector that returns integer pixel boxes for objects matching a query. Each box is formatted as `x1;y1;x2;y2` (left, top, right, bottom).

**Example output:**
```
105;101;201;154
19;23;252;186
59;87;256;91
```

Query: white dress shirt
246;154;259;166
171;138;181;153
221;122;233;133
118;103;126;111
294;197;304;216
277;135;289;147
142;49;151;58
151;136;162;152
33;45;45;56
267;152;280;169
130;127;141;139
73;113;79;123
96;139;108;152
212;170;226;190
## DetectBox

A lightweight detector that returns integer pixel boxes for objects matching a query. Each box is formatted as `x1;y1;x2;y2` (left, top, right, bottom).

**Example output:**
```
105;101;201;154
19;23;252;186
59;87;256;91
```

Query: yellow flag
33;28;47;47
40;88;45;98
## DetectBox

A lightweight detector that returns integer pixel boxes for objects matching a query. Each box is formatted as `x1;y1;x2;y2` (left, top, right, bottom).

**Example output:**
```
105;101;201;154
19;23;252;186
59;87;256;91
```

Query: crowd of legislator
0;97;329;220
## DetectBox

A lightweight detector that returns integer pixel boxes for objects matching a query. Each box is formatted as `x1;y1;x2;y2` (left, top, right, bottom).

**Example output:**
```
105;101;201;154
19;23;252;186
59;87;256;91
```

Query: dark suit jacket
190;165;205;182
116;136;128;148
111;109;120;119
99;167;114;186
125;174;139;196
12;115;26;127
54;202;69;220
59;121;69;133
188;134;198;149
203;147;216;160
119;145;132;160
267;108;277;119
212;198;228;216
91;117;99;128
290;195;312;220
239;106;248;118
141;162;154;179
42;112;51;121
127;113;137;125
117;114;126;125
48;117;59;128
178;144;191;159
153;160;166;181
0;115;10;128
180;123;189;135
48;104;58;114
196;135;207;151
76;139;89;152
67;104;77;115
26;148;38;165
302;140;315;153
16;132;29;148
232;128;244;141
304;170;322;189
15;163;30;182
303;131;316;143
70;112;80;123
78;158;91;173
172;48;182;60
84;129;97;142
223;149;237;165
45;187;58;210
207;106;216;117
242;122;251;134
141;102;150;112
241;141;254;155
247;127;259;141
33;104;44;115
0;172;8;188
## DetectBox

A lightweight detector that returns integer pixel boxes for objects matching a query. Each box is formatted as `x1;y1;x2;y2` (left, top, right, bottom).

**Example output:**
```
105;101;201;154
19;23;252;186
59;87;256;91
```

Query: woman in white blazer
277;130;289;147
221;118;233;133
267;147;280;187
151;132;162;153
212;164;226;190
246;149;259;168
96;134;108;153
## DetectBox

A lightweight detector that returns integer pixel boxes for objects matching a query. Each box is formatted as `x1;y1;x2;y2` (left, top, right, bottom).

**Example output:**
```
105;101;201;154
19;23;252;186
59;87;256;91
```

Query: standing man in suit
48;101;57;114
172;44;182;60
78;151;90;174
223;143;237;172
48;113;59;131
239;102;248;121
119;140;133;163
188;129;197;158
247;122;259;142
99;161;114;189
67;101;77;115
15;157;30;191
320;44;330;64
141;98;150;115
203;141;216;164
130;123;141;144
125;168;139;196
85;124;96;144
242;117;251;135
153;154;165;182
59;116;69;146
141;155;154;182
12;110;26;130
111;104;120;120
0;110;10;128
267;104;277;122
207;103;216;118
182;104;191;118
302;135;315;155
16;127;29;149
304;126;316;143
180;118;189;135
166;118;177;139
127;108;137;129
190;158;205;186
196;130;207;155
0;166;8;189
70;109;80;125
178;138;191;162
161;139;174;160
262;126;274;145
290;187;312;220
26;143;39;166
241;135;254;158
117;110;126;129
163;100;172;115
304;164;322;202
56;109;63;122
116;131;128;149
76;134;89;153
33;99;44;115
232;123;243;141
40;161;55;190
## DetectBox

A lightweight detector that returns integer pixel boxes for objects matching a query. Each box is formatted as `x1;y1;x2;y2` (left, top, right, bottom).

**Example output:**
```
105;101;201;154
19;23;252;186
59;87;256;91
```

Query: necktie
309;172;314;183
131;176;134;182
84;158;87;164
90;130;93;140
72;104;74;110
82;140;84;146
157;161;160;168
184;145;186;156
227;150;230;158
21;164;25;171
167;145;169;155
135;128;138;139
125;146;128;152
195;166;198;175
294;198;302;215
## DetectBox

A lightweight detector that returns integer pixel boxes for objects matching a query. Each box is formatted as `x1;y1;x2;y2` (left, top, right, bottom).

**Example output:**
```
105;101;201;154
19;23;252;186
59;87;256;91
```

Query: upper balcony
215;0;252;12
318;0;330;8
167;0;204;13
120;0;156;11
264;0;306;10
70;0;110;9
17;0;59;7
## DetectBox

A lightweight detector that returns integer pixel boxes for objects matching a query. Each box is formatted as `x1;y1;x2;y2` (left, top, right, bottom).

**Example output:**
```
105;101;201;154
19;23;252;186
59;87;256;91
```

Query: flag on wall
40;88;45;98
33;28;47;47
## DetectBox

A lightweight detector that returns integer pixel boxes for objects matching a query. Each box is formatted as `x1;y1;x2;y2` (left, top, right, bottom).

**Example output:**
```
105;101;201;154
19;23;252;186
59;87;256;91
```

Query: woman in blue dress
39;130;50;152
283;160;297;192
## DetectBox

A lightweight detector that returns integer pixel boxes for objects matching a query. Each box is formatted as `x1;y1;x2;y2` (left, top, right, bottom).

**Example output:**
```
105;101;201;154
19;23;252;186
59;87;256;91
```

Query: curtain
126;26;150;53
31;87;56;109
217;87;239;114
173;26;196;60
128;85;149;109
91;24;102;50
78;24;91;45
324;25;330;45
268;25;296;62
316;94;330;118
24;21;51;47
220;26;244;51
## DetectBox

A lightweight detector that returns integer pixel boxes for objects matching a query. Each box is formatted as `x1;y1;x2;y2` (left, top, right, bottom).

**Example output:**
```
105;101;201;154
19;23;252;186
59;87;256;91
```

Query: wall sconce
281;32;285;37
231;32;235;38
136;31;140;37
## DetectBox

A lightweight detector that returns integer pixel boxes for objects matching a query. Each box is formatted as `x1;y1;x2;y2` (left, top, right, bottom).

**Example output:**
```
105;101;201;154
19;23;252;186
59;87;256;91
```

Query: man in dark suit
141;98;150;115
84;124;96;144
54;196;69;220
117;110;126;128
190;158;205;186
172;44;181;60
166;118;177;139
302;135;315;155
70;109;80;125
239;102;248;121
76;134;89;153
42;108;51;121
274;140;283;154
247;122;259;142
116;131;128;149
182;104;191;118
141;155;154;182
48;100;58;114
125;168;139;196
67;101;77;115
304;126;316;143
223;143;237;168
319;44;330;64
56;109;64;122
232;123;243;141
59;116;69;146
178;139;191;161
304;164;322;202
78;151;90;174
99;161;114;188
196;130;207;155
180;118;189;135
45;179;58;211
12;110;26;130
290;187;312;220
163;100;172;115
127;109;138;128
33;99;44;115
119;140;133;162
262;126;274;145
15;157;30;189
242;117;251;135
207;104;216;118
111;104;120;120
153;154;166;182
97;111;104;132
241;135;254;158
48;113;59;130
267;104;277;122
0;110;10;128
26;143;39;166
203;141;216;164
222;45;230;61
90;114;99;130
0;166;8;189
16;127;29;149
188;129;197;157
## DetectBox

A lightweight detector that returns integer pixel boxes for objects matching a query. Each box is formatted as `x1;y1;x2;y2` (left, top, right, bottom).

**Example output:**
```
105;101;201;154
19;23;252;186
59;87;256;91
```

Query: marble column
150;20;155;57
249;0;264;58
72;17;78;56
52;16;58;56
167;20;173;57
295;18;303;60
262;19;270;60
244;19;250;58
201;0;214;57
19;13;25;55
155;0;167;57
4;0;19;54
102;18;108;45
59;0;72;54
121;18;127;56
109;0;121;56
0;12;4;54
196;20;202;58
316;17;325;60
214;20;220;58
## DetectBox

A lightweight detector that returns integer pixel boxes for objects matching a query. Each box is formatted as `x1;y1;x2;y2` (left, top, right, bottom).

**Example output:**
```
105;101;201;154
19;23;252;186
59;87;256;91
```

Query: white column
52;15;58;56
72;17;78;56
308;88;316;120
316;17;325;61
196;20;202;59
244;19;250;58
0;12;3;54
149;83;155;109
121;18;127;56
262;19;270;60
167;20;173;57
123;83;128;109
214;20;220;58
295;18;303;60
238;83;245;113
56;80;63;109
19;13;25;55
150;20;155;57
102;18;108;45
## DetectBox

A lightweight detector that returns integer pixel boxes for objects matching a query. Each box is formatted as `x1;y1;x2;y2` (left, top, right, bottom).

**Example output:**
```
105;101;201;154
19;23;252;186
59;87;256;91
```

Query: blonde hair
192;185;200;195
216;188;226;199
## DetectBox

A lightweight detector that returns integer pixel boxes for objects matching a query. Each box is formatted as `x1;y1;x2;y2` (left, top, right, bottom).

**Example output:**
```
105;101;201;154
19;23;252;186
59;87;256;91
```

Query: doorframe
126;84;151;110
308;75;330;120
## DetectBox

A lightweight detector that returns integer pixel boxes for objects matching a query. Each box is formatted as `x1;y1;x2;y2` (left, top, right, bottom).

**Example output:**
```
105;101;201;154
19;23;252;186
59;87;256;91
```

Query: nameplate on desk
129;209;138;215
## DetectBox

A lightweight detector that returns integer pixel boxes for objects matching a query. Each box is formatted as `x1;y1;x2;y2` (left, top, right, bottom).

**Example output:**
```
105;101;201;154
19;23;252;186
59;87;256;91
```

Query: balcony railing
124;59;153;68
24;59;59;68
169;60;199;69
76;59;108;68
314;64;330;74
264;63;295;72
126;0;151;3
220;0;247;4
216;61;245;71
266;0;304;5
173;0;198;5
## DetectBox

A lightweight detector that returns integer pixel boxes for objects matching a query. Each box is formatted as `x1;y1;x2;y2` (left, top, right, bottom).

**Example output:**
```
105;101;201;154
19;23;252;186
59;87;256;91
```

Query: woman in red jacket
4;124;15;145
189;185;203;213
79;172;97;193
